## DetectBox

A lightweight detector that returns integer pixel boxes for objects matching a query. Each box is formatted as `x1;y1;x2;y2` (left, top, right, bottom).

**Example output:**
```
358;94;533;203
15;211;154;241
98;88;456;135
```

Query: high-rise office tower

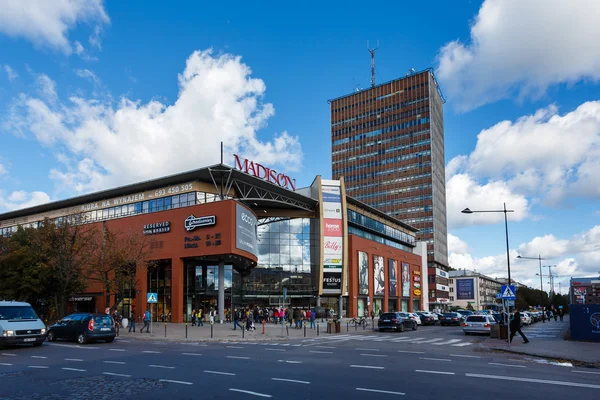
329;69;450;309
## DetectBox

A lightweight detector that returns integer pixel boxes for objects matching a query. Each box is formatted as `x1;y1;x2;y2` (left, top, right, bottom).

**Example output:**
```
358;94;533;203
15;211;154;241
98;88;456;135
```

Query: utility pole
367;41;379;88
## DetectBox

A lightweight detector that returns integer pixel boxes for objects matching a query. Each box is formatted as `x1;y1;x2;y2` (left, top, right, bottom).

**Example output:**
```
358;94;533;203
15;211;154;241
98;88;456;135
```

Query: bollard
363;320;366;330
303;321;306;337
185;323;188;339
242;322;245;339
164;322;167;338
355;321;357;331
286;323;289;337
262;320;265;335
211;321;214;338
317;323;319;336
347;321;349;332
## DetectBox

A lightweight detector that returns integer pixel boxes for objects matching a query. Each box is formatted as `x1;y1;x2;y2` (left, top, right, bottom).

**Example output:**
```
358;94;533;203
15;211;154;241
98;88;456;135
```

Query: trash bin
499;324;508;340
490;323;499;339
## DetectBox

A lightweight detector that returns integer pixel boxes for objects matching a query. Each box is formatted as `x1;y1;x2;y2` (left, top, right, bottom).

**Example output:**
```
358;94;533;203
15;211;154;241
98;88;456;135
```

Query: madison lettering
233;154;296;191
185;215;216;231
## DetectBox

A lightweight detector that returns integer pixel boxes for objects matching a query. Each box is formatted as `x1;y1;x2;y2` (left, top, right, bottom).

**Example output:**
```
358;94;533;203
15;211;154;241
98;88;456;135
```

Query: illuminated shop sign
233;154;296;191
184;215;216;231
143;221;171;235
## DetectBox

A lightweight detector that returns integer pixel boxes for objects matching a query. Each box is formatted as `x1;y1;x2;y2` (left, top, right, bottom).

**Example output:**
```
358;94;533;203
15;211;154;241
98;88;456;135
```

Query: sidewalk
478;316;600;367
117;319;372;342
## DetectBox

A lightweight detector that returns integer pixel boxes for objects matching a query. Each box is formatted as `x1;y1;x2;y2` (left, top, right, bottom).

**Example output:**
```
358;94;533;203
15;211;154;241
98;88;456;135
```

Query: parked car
440;312;463;326
416;312;436;325
378;312;418;332
0;301;47;349
456;310;474;319
47;313;116;344
463;314;496;335
418;311;438;321
408;313;422;325
521;312;532;325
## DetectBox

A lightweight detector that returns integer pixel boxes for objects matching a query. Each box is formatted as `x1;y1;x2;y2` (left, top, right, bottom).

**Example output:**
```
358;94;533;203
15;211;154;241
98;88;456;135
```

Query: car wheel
412;322;417;331
399;324;405;333
47;331;55;342
76;333;87;345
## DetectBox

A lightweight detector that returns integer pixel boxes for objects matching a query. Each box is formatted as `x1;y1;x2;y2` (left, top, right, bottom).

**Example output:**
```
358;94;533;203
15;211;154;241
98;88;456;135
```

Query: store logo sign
234;154;296;191
185;215;216;231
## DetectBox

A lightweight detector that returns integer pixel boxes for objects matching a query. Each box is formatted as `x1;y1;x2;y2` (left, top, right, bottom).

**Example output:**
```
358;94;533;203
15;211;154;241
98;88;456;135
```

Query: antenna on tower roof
367;40;379;88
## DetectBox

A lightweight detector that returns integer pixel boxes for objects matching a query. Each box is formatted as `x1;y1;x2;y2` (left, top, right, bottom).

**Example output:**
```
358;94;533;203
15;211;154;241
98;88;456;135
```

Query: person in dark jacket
508;311;529;344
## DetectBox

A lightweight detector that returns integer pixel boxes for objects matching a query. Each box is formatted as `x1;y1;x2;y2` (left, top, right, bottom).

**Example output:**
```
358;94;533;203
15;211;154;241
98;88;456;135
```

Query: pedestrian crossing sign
147;292;158;303
500;285;516;300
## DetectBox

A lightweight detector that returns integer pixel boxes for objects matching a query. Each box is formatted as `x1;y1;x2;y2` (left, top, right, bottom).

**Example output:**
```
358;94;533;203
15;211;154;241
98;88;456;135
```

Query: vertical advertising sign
358;251;369;295
457;279;475;300
235;203;258;256
388;259;398;297
374;255;384;295
321;184;343;294
401;263;410;297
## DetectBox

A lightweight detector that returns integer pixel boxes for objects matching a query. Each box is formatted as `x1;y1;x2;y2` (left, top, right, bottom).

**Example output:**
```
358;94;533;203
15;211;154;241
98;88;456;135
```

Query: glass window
164;197;172;210
187;193;196;204
143;201;149;213
156;198;164;211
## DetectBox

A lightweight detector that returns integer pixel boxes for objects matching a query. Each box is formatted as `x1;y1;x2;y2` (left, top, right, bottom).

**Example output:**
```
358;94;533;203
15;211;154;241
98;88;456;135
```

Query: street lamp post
517;254;545;308
545;265;557;304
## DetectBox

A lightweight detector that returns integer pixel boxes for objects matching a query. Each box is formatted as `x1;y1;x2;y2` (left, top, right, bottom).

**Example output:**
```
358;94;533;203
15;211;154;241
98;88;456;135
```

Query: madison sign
233;154;296;191
184;215;216;231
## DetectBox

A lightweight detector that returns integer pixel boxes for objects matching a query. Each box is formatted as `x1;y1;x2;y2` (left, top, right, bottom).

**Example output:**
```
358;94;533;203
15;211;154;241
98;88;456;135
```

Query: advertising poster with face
358;251;368;295
402;262;410;297
388;259;397;297
374;255;384;295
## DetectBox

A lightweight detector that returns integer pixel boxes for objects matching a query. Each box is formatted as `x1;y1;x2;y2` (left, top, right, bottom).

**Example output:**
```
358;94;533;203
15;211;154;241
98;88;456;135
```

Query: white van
0;301;47;349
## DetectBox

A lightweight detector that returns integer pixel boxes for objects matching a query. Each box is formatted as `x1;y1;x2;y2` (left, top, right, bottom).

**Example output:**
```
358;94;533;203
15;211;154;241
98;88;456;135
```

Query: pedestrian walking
140;308;151;333
128;311;136;333
553;308;558;322
191;309;197;326
507;310;529;344
309;308;316;329
559;307;564;322
197;309;204;326
233;308;243;330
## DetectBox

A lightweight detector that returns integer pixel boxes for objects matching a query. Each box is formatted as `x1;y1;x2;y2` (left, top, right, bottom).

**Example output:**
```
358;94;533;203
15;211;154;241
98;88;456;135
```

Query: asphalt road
1;323;599;399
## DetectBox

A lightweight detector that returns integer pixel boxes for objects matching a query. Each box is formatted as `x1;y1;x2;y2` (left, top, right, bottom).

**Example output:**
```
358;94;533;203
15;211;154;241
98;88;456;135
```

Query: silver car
462;314;496;335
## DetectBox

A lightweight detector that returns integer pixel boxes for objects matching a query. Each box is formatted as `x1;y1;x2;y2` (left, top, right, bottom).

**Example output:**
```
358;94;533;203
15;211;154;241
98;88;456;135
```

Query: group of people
541;307;564;322
507;306;565;344
232;307;318;331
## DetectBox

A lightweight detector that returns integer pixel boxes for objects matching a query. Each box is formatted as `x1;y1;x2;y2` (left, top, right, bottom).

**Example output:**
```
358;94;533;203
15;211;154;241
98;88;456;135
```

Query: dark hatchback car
440;312;463;326
416;312;436;326
47;313;116;344
378;312;418;332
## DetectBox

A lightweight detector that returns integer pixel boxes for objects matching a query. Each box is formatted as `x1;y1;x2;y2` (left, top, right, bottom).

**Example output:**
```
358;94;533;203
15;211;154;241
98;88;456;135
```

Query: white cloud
74;40;84;55
6;49;304;195
0;163;6;176
436;0;600;111
0;0;109;55
74;68;101;85
0;190;51;212
447;233;469;255
3;65;18;81
36;74;58;102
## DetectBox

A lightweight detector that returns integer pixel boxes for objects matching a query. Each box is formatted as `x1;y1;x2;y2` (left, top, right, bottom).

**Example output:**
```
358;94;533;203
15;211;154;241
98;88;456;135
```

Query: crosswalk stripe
432;339;462;346
412;338;445;344
451;342;472;347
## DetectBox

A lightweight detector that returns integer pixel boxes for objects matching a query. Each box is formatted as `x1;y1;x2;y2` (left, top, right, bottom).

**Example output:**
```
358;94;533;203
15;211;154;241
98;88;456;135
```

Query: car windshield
466;316;487;322
93;316;114;326
443;313;458;317
0;305;39;320
398;313;409;318
380;313;397;319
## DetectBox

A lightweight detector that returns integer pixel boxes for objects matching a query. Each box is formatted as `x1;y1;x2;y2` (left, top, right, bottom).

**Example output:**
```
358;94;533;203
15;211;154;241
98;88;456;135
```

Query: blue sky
1;0;599;291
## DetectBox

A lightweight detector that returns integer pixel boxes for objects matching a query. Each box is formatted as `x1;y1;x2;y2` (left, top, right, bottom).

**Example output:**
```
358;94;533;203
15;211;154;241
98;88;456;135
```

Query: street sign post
147;293;157;336
500;285;516;347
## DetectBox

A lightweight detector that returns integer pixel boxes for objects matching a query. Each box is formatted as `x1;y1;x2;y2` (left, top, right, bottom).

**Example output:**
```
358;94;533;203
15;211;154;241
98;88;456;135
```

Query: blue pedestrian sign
147;292;158;303
495;293;502;299
500;285;516;300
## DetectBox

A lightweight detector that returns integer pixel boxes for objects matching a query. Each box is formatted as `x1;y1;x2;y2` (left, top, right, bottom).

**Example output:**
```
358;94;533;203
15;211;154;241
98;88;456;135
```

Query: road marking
451;342;473;347
28;366;49;369
103;372;131;377
415;370;455;375
272;378;310;384
103;361;126;365
30;356;47;359
182;353;203;356
1;353;17;356
292;344;302;347
315;345;336;349
356;388;404;395
65;358;84;362
109;349;126;352
229;388;272;398
411;338;445;344
355;348;380;351
142;350;161;354
572;370;600;375
465;373;600;389
227;346;244;349
309;350;333;354
360;354;388;357
51;344;99;349
265;348;286;352
420;357;452;362
227;356;250;360
149;364;175;369
62;367;86;372
277;360;302;364
397;350;425;354
488;362;526;368
0;363;13;366
160;379;193;385
205;370;235;376
450;354;481;359
350;365;384;369
116;339;131;342
432;339;462;346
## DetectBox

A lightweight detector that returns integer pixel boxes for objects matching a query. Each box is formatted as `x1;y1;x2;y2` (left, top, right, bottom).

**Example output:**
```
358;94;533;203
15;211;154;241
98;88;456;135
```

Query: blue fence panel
569;304;600;342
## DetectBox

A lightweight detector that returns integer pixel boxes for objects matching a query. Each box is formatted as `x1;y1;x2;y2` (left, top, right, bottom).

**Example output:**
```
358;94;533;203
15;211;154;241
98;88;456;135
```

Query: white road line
205;370;235;376
30;356;47;359
278;360;303;364
488;362;526;368
227;356;250;360
432;339;462;346
182;353;203;356
149;364;175;369
160;379;193;385
309;350;333;354
397;350;425;354
51;344;100;349
1;353;17;356
103;361;126;365
28;366;49;369
65;358;84;362
292;344;302;347
450;354;481;359
451;342;473;347
117;340;131;342
109;349;126;352
142;350;161;354
355;348;380;351
229;388;272;398
420;357;452;362
360;354;388;357
62;367;86;372
415;370;455;375
356;388;405;395
227;346;244;349
265;348;286;352
103;372;131;377
465;373;600;389
412;338;445;344
0;363;13;366
315;345;336;349
572;370;600;375
272;378;310;384
350;365;384;369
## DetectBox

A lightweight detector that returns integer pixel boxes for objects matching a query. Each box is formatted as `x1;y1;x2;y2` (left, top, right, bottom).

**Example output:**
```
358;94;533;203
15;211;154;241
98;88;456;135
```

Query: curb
115;335;291;343
480;344;600;368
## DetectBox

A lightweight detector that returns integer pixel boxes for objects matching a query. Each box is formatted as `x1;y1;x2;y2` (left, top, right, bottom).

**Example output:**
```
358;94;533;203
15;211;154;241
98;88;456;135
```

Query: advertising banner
323;202;342;219
322;186;341;202
388;259;398;297
321;182;344;294
457;278;475;300
322;272;342;292
374;255;384;295
401;263;410;297
235;203;258;256
323;236;343;255
323;218;343;237
358;251;369;295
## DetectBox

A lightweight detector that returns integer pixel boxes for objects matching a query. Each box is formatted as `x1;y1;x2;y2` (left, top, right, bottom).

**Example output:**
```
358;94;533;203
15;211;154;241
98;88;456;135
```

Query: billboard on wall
235;203;257;256
321;182;344;294
456;279;475;300
323;218;342;236
358;251;369;295
323;203;342;219
388;259;398;297
374;255;384;295
401;262;410;297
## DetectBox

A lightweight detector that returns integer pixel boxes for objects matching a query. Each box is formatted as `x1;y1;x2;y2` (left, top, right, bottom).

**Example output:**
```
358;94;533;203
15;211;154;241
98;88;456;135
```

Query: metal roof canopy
0;163;318;222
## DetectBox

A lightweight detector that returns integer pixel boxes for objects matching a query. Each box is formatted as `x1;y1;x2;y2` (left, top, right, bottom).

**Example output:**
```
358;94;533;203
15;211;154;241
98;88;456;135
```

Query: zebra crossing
520;324;564;338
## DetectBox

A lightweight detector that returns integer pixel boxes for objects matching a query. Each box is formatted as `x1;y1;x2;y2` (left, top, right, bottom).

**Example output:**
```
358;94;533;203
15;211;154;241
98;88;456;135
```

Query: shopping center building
0;156;427;323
